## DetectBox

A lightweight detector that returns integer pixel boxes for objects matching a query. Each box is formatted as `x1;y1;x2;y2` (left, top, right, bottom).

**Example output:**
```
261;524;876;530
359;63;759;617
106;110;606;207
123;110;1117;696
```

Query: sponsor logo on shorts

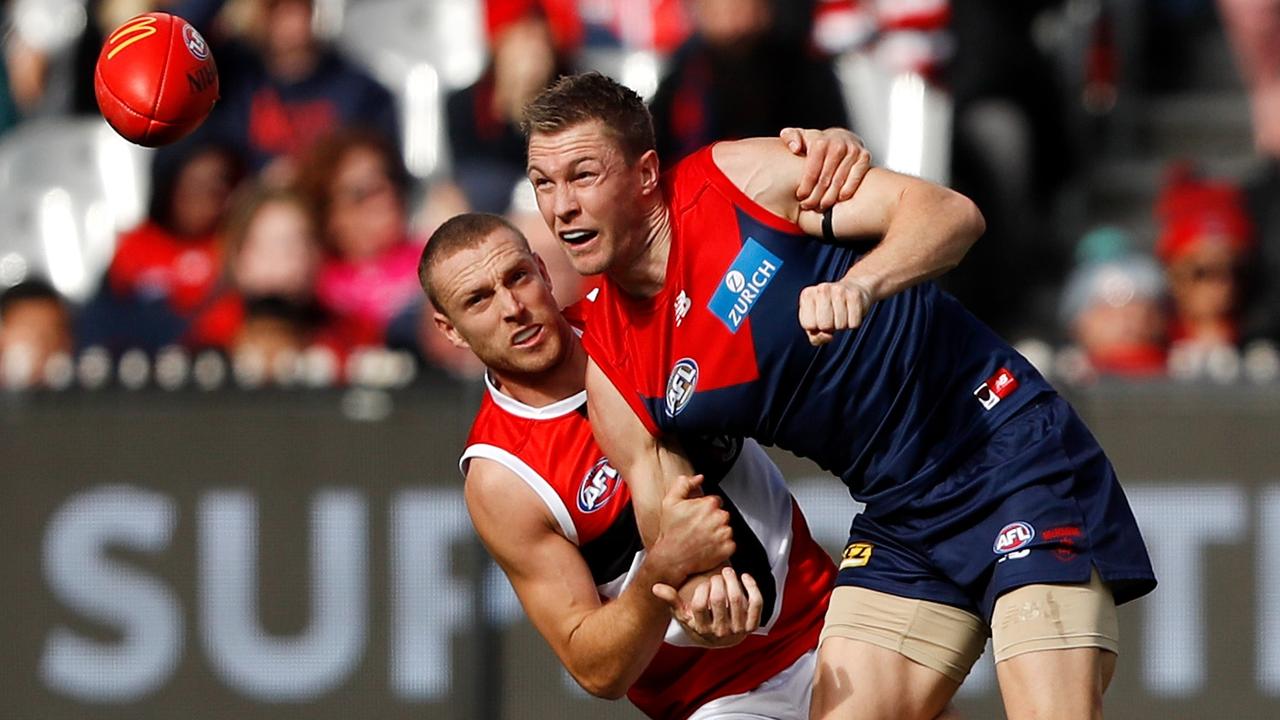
973;367;1019;410
708;239;783;333
577;458;622;513
665;358;698;416
994;521;1035;554
839;542;874;569
183;24;210;60
1044;525;1083;562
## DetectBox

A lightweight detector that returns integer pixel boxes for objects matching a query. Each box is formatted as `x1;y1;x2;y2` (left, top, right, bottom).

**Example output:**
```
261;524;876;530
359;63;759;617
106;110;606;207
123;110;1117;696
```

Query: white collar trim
485;371;587;420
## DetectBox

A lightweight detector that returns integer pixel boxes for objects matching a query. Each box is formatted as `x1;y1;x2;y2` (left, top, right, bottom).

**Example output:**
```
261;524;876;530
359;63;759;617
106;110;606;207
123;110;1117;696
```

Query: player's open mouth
559;229;598;246
512;325;542;346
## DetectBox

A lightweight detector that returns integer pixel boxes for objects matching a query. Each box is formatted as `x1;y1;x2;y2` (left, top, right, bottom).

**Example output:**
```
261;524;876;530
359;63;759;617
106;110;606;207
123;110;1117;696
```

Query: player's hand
780;127;872;212
798;277;875;346
653;567;763;647
649;474;735;582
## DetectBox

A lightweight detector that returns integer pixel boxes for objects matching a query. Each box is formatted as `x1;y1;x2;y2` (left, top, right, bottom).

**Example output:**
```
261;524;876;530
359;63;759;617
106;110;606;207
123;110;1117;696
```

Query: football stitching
147;14;175;142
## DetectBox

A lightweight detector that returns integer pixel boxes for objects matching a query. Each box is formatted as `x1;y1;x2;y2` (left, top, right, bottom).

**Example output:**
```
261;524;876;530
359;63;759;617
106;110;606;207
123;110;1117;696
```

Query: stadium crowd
0;0;1278;390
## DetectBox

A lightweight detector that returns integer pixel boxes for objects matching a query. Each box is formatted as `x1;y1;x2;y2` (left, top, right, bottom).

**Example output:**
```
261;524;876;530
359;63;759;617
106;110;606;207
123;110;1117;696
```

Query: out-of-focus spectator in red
0;279;72;388
445;4;573;214
1155;168;1253;350
222;187;377;378
175;0;399;180
295;128;422;342
648;0;849;164
78;137;247;352
1060;228;1169;378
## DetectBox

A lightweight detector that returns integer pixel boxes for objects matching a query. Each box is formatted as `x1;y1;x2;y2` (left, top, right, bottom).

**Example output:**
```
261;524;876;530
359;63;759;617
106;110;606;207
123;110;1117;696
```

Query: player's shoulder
462;455;560;539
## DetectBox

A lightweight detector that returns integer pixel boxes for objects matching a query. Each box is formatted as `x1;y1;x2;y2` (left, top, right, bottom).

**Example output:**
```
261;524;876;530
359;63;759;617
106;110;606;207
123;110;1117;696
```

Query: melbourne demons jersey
461;372;834;720
582;146;1056;517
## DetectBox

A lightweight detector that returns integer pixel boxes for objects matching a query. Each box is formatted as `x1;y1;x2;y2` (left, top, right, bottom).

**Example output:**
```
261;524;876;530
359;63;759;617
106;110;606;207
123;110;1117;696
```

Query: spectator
446;9;570;213
78;137;246;352
648;0;849;164
223;185;378;367
944;0;1074;338
296;128;422;341
178;0;400;179
1155;168;1253;350
1217;0;1280;343
0;279;72;388
1060;227;1169;378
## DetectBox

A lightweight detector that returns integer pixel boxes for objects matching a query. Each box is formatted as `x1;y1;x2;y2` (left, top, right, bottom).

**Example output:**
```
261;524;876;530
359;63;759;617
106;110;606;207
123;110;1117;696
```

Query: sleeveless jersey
581;146;1056;517
461;372;834;720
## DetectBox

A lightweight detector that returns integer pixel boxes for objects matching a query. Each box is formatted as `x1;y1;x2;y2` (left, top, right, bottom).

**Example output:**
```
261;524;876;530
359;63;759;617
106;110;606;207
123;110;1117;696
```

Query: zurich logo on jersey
665;358;698;416
578;458;622;513
708;238;783;333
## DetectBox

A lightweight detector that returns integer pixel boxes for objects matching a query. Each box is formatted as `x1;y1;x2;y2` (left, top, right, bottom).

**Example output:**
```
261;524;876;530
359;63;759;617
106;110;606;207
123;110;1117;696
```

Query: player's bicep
585;359;688;542
464;460;603;658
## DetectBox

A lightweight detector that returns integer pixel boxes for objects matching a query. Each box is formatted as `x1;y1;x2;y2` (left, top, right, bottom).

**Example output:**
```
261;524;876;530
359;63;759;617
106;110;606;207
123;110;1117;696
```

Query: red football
94;12;219;147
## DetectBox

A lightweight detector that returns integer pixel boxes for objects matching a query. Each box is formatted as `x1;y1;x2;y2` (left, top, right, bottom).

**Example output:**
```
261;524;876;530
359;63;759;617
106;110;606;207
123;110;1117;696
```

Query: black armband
822;206;836;243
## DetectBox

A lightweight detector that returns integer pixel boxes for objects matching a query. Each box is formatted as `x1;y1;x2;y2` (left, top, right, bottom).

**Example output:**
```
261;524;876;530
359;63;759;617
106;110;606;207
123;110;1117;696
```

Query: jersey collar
484;371;587;420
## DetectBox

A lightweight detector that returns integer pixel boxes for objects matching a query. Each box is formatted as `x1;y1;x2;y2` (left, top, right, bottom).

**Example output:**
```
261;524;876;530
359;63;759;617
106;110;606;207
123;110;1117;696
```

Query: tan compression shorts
819;586;988;684
819;569;1121;682
991;568;1119;663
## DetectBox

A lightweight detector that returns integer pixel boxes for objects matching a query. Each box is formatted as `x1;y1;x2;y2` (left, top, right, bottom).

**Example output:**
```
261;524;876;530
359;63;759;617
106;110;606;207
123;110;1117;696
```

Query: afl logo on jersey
666;358;698;416
578;458;622;513
994;521;1035;554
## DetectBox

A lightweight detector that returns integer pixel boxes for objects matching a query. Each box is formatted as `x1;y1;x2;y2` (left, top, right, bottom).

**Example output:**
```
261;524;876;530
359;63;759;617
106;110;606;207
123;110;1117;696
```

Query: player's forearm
561;558;676;698
833;183;983;302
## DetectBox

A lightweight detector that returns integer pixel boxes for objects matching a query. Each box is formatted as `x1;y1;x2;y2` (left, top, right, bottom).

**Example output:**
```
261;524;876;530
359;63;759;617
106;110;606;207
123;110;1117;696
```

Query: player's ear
432;307;470;350
637;149;660;196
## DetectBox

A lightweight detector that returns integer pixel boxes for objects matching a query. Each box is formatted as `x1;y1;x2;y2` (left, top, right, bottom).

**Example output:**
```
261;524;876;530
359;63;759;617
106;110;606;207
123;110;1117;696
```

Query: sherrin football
94;12;219;147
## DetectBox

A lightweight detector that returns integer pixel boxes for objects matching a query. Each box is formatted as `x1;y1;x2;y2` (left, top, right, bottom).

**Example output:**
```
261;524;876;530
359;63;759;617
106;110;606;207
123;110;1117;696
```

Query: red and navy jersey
461;373;833;720
582;146;1055;517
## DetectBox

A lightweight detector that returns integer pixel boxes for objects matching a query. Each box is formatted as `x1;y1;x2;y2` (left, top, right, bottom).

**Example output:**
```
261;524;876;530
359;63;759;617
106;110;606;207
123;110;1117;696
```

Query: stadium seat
337;0;487;179
0;117;152;302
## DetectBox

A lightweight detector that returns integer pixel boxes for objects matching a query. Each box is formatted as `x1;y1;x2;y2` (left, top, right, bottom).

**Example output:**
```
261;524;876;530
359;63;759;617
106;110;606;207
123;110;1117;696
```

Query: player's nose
497;286;527;319
552;183;580;219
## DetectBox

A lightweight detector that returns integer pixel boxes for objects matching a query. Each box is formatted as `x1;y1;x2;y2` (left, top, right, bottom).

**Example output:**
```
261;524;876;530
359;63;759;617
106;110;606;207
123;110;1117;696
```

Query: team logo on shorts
839;542;874;569
994;521;1036;554
577;458;622;513
665;358;698;416
707;238;783;333
183;24;210;60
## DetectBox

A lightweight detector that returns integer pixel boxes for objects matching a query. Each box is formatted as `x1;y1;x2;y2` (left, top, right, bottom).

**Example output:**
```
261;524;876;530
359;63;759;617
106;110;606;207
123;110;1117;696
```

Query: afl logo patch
183;24;209;60
994;521;1035;554
665;358;698;416
578;458;622;513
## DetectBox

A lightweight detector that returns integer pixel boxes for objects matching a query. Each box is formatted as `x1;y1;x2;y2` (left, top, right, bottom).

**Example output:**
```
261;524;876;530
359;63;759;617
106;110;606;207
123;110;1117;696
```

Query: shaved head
419;212;529;310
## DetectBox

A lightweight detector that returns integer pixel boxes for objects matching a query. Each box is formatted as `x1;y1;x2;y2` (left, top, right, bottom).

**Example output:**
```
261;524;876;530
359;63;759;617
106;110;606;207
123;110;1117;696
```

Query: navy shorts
835;394;1157;622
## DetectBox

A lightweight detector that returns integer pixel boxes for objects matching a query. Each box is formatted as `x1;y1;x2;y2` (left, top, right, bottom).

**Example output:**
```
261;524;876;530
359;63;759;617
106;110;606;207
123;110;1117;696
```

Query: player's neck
609;202;672;299
490;335;588;409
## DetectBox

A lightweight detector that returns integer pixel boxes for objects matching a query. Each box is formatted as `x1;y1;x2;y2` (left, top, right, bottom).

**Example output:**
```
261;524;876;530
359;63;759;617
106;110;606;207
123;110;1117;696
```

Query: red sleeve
689;144;807;236
579;319;662;438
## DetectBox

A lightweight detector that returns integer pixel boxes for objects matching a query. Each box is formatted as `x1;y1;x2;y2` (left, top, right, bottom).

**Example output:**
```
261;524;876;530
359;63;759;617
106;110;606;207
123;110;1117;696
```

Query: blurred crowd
0;0;1278;391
